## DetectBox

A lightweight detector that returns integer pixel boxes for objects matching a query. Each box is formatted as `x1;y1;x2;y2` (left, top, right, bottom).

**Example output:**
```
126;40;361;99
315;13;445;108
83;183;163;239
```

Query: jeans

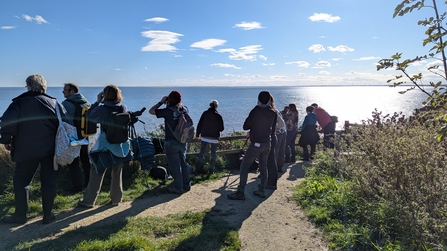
165;139;191;191
238;141;271;192
275;131;287;169
285;130;298;161
198;141;218;161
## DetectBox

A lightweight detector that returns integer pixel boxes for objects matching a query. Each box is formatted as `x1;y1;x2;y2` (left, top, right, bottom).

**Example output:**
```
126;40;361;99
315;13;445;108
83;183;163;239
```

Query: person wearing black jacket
196;100;224;172
0;74;64;224
227;91;277;200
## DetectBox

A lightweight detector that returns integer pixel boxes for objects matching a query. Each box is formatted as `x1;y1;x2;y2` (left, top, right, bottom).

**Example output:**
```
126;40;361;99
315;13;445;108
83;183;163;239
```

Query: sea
0;86;430;135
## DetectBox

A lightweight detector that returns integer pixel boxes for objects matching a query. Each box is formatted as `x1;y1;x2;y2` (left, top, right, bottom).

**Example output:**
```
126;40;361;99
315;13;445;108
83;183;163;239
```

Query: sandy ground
0;161;328;251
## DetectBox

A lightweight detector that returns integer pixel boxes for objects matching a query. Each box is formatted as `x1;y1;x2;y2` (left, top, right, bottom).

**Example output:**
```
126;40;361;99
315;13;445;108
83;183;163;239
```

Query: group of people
0;74;336;224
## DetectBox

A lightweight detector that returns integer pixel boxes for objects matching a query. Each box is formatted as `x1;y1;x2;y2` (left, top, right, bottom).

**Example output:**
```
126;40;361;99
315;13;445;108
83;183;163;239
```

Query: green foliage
295;110;447;250
377;0;447;140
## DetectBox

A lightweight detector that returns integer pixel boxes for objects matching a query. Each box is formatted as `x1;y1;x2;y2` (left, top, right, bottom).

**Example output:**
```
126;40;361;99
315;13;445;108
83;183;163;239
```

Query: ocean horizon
0;85;430;135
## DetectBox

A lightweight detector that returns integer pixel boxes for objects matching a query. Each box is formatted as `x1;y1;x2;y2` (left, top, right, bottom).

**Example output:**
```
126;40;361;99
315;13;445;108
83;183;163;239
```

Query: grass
14;210;241;251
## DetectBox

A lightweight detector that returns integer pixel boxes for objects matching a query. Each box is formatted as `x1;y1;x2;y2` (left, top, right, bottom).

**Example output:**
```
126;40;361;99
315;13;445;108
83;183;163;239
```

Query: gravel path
0;161;328;251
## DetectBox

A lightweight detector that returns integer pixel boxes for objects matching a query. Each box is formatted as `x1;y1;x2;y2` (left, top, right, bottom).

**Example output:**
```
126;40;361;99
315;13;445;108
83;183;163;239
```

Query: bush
295;110;447;250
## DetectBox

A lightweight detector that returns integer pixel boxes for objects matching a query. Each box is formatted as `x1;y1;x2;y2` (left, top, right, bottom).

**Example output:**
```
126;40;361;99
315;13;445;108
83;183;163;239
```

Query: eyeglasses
62;89;71;92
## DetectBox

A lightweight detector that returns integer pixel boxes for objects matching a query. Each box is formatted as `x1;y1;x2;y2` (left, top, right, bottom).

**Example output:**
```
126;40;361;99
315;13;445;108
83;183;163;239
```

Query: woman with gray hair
0;74;64;224
196;100;224;172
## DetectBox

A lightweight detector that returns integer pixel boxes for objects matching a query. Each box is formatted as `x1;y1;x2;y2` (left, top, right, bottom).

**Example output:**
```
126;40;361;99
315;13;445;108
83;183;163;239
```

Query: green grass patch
15;211;241;251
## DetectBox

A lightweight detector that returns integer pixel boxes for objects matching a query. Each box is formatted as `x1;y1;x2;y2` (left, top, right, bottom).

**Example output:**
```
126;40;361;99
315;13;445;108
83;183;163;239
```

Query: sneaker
253;189;266;198
227;191;245;200
77;201;94;208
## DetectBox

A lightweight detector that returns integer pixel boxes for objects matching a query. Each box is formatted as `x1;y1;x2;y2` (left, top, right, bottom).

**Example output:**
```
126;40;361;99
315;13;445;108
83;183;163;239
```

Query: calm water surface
0;86;429;134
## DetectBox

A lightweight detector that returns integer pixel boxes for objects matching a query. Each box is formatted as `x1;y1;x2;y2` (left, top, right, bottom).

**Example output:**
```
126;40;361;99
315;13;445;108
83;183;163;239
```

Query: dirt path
0;161;328;251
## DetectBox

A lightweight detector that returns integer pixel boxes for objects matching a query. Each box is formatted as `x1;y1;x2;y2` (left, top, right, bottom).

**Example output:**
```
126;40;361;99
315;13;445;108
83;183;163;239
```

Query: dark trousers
14;154;59;217
302;144;316;159
68;145;90;190
285;130;298;161
323;122;336;148
238;141;270;192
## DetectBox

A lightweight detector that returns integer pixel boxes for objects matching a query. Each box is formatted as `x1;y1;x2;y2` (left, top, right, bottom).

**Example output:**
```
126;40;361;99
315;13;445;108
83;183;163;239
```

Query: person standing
61;83;92;192
311;103;335;148
149;90;191;194
298;106;319;161
0;74;61;224
284;103;299;163
78;85;128;207
273;100;287;174
196;100;224;172
227;91;277;200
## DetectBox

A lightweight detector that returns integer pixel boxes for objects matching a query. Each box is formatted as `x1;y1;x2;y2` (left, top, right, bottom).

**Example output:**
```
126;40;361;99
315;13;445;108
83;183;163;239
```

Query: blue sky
0;0;440;87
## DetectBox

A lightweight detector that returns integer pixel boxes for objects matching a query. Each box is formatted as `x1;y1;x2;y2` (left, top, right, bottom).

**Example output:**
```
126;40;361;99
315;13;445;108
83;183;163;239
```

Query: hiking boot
167;187;183;194
2;214;27;224
227;191;245;200
265;185;277;190
42;213;55;224
77;201;94;208
253;189;266;198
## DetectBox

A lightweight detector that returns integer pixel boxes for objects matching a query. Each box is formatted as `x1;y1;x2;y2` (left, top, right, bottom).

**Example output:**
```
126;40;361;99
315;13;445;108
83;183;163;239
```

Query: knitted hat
258;91;270;104
311;103;318;108
168;90;181;106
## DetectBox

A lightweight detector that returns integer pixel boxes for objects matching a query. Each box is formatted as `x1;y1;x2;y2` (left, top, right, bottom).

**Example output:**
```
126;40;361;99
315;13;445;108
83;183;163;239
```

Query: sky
0;0;443;87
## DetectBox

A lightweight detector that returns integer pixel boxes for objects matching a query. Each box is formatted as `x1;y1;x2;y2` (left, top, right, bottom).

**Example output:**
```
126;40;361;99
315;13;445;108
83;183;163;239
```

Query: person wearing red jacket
311;103;336;148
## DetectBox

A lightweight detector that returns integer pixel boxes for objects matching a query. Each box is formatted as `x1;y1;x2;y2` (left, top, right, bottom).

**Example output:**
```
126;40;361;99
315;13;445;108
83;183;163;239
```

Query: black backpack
66;100;98;138
104;106;131;144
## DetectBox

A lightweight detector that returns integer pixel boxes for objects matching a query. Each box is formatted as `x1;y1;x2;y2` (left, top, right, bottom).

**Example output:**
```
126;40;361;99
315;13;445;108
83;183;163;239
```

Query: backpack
104;106;131;144
66;100;97;138
168;107;194;143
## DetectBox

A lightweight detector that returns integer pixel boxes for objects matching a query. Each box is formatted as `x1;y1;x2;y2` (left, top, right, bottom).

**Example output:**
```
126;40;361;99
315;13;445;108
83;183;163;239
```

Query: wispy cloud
315;61;331;67
259;55;267;61
22;14;49;24
308;44;326;53
319;71;331;75
263;63;275;66
332;58;343;61
144;17;169;23
285;61;310;68
309;13;341;23
115;68;122;71
217;45;263;61
327;45;354;53
211;63;241;69
233;21;264;30
1;26;16;30
141;30;183;52
353;56;380;61
268;75;288;79
191;38;226;50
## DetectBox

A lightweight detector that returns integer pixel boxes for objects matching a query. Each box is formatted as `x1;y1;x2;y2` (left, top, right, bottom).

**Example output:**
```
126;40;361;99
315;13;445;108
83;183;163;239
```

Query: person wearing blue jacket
298;106;319;161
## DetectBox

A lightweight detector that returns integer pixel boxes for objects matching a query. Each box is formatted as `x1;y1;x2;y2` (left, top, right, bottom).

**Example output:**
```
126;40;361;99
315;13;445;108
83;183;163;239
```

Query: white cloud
327;45;354;53
263;63;275;66
332;58;343;61
268;75;288;79
319;71;331;75
315;61;331;67
144;17;169;23
233;21;264;30
190;38;226;50
308;44;326;53
319;36;326;38
115;68;122;71
309;13;341;22
211;63;241;69
218;45;263;61
174;54;182;57
285;61;310;68
22;14;48;24
259;55;267;61
141;30;183;52
353;56;381;61
1;26;16;30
